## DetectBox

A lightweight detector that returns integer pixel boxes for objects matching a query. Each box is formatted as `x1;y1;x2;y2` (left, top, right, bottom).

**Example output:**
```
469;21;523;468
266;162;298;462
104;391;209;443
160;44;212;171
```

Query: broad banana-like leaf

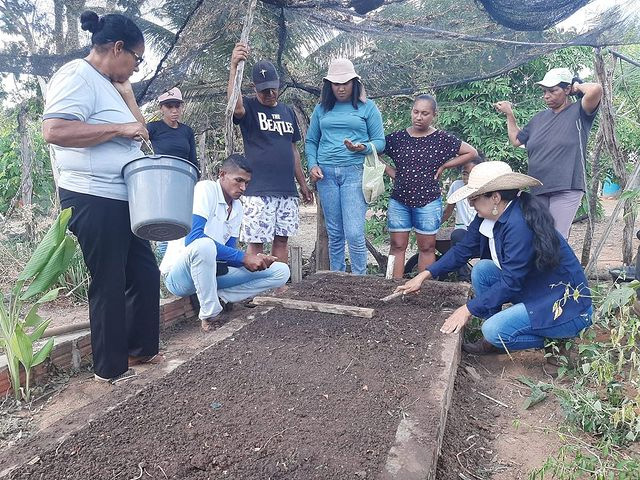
28;319;51;343
13;325;34;370
21;236;76;300
37;287;63;305
24;287;62;327
32;338;55;368
24;305;44;328
0;300;12;339
17;208;72;283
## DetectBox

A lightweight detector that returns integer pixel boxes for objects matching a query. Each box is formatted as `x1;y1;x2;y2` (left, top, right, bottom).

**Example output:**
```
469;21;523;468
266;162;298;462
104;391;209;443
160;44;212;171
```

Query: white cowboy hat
446;161;542;204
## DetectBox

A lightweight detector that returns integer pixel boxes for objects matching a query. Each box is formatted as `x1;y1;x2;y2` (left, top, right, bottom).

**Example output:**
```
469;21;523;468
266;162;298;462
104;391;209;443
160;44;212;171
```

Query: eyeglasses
124;47;144;66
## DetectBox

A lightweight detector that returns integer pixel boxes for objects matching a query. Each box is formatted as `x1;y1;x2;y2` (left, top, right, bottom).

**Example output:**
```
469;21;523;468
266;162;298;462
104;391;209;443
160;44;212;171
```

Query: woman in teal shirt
305;59;385;274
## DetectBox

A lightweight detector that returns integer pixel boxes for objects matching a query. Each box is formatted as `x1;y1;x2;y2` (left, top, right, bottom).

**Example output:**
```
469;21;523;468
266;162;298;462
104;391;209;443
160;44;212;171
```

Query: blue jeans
316;164;368;275
471;259;592;350
164;238;290;319
387;197;442;235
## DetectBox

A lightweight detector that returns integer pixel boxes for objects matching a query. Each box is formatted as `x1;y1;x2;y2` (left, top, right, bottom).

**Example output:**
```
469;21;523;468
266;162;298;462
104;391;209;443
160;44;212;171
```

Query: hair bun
80;11;102;33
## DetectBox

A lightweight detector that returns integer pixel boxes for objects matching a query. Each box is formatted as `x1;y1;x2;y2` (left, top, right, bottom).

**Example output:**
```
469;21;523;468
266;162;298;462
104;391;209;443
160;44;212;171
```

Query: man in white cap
227;43;313;265
494;67;602;239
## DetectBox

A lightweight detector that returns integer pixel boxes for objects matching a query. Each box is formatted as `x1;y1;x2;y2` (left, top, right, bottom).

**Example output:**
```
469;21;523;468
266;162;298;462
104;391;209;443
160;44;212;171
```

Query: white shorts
241;195;300;243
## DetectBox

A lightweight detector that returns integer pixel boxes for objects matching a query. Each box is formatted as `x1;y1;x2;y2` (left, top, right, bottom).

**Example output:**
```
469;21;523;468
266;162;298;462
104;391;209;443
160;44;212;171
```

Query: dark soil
436;362;497;479
10;273;468;480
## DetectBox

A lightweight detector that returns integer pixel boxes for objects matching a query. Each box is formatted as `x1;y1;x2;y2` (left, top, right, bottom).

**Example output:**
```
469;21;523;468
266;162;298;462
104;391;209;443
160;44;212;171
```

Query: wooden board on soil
7;273;469;480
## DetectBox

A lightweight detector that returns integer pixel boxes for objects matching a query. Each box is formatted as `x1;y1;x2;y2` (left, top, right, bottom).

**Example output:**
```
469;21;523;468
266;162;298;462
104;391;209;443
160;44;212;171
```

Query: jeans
471;259;592;350
387;197;442;234
316;164;368;275
164;238;290;319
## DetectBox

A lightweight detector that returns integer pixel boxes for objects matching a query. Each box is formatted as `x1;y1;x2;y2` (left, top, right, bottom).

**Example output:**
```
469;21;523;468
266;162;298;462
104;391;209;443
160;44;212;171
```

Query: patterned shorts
241;195;300;243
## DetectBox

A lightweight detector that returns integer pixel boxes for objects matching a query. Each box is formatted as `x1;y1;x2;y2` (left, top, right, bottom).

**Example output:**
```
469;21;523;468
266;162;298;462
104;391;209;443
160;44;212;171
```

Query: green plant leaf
523;388;548;409
23;304;43;328
37;287;62;305
28;319;51;343
21;237;76;300
600;286;636;313
17;208;72;283
14;325;33;369
31;338;54;367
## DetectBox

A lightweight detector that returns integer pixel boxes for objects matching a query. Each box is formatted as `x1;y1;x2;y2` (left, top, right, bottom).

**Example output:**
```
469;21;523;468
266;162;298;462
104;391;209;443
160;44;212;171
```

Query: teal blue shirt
305;99;385;169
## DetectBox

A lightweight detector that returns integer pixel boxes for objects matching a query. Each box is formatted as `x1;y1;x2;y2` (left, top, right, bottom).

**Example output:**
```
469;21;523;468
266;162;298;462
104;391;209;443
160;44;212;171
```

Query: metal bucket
122;155;200;241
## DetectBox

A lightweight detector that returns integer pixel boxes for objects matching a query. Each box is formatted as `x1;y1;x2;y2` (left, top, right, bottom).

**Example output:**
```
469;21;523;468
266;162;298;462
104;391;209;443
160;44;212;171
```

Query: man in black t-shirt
228;43;313;263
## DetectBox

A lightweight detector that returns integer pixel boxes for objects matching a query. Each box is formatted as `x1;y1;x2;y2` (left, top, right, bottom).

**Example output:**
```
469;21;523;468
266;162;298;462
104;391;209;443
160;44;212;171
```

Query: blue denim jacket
428;199;592;330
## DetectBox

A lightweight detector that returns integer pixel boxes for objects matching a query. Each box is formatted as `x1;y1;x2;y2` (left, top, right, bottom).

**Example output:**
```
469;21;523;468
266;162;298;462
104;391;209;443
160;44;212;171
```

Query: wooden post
585;159;640;275
224;0;259;157
17;104;34;239
315;192;330;271
593;49;636;265
289;245;303;284
385;255;395;279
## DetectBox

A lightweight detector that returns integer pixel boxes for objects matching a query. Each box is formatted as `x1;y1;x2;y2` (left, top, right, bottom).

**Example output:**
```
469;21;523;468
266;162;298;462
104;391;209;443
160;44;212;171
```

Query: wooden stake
251;297;375;318
289;246;303;284
380;291;403;303
224;0;259;157
385;254;395;279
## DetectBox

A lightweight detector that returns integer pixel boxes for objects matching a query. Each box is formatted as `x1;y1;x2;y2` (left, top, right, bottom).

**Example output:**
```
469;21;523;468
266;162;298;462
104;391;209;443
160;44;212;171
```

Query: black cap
252;60;280;91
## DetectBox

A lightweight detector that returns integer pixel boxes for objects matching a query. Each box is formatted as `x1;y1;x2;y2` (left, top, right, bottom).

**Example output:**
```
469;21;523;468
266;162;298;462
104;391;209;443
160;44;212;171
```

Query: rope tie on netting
225;0;259;158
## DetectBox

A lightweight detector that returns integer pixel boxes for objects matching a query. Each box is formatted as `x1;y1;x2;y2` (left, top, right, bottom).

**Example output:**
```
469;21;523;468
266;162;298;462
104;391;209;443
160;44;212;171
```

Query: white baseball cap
535;68;573;87
158;87;184;105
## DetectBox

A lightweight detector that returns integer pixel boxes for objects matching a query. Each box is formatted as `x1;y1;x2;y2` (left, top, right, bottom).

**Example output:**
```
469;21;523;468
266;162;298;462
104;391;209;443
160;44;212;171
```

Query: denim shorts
387;197;442;235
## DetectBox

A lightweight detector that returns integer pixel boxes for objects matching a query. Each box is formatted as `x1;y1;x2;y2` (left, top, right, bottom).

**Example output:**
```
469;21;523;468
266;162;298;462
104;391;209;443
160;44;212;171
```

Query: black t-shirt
147;121;199;172
234;96;301;197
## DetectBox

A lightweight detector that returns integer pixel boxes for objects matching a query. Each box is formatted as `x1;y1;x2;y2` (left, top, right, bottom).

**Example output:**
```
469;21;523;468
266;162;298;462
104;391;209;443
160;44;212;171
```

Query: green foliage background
0;99;54;215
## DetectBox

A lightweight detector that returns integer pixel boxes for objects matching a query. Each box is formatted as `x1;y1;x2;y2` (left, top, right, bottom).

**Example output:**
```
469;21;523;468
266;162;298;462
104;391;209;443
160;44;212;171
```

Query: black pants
59;188;160;378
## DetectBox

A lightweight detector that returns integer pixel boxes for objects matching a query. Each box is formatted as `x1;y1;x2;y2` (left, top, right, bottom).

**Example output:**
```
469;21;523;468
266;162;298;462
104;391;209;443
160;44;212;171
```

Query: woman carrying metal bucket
42;10;160;383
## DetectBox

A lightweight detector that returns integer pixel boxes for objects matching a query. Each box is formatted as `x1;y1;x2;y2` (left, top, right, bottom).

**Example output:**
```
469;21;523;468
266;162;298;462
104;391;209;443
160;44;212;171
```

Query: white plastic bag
362;143;386;204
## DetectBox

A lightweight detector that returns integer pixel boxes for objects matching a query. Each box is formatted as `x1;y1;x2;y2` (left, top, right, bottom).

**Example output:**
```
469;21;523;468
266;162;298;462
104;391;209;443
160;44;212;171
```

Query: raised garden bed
0;296;197;396
7;273;468;479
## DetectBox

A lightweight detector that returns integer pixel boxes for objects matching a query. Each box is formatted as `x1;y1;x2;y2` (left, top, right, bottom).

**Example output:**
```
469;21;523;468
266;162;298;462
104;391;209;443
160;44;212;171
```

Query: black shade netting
475;0;591;31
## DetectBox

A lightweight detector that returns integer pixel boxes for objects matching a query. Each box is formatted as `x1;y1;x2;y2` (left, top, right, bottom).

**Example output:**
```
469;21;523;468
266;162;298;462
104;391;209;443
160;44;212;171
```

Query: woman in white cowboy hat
494;68;602;240
305;58;385;275
396;161;593;355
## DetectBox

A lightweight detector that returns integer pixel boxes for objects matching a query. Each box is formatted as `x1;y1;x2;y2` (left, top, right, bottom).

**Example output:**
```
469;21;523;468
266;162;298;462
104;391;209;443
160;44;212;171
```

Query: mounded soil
10;273;468;480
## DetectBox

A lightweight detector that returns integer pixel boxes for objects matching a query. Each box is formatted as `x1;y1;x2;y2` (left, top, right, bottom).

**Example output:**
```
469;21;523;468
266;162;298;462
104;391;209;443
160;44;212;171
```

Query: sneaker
94;368;138;384
462;338;503;355
220;298;234;313
128;354;163;367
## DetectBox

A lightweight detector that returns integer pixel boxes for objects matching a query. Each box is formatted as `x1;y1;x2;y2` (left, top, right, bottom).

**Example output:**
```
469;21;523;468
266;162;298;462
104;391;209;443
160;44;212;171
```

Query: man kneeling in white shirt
160;154;290;330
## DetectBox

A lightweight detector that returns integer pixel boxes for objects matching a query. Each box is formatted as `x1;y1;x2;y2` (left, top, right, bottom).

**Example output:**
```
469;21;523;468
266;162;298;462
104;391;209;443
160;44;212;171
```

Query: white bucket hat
323;58;367;102
535;68;573;87
324;58;360;83
446;161;542;204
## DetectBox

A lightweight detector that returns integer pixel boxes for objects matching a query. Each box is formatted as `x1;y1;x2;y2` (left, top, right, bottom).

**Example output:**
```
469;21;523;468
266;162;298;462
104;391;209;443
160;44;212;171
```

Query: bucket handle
141;137;155;155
